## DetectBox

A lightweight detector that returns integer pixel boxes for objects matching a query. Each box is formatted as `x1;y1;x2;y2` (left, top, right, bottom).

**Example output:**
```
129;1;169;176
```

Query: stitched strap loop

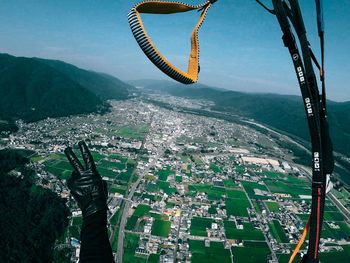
128;1;216;84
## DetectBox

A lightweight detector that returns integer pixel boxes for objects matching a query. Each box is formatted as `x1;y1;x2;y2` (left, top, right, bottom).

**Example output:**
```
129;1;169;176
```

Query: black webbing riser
272;1;325;262
127;9;195;84
287;2;328;261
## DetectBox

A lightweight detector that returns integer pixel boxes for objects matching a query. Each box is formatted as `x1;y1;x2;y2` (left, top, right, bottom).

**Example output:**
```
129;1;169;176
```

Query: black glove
64;141;108;218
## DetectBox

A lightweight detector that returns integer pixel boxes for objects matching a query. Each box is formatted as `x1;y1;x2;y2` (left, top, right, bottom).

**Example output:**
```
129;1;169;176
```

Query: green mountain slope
0;53;133;122
36;58;134;100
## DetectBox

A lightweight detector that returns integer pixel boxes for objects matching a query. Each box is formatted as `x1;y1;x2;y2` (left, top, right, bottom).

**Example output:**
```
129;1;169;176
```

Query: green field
232;242;271;263
318;245;350;263
189;240;231;263
100;159;125;170
126;216;138;231
208;205;217;214
190;217;214;236
133;204;151;217
210;162;222;173
269;220;288;243
323;211;345;221
242;181;270;200
225;198;251;217
156;181;176;195
147;254;160;263
96;167;116;178
156;166;175;181
111;226;119;251
224;221;265;240
117;167;134;182
110;186;126;195
119;125;148;139
151;219;171;237
253;200;262;214
265;201;280;212
263;171;284;178
72;216;83;226
69;225;80;240
188;184;246;201
235;165;245;174
123;233;147;263
264;180;310;198
223;178;238;188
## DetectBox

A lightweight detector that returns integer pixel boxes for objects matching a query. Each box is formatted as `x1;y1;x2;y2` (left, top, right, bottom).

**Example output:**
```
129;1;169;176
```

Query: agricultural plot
323;211;345;221
223;178;238;188
224;221;265;240
208;205;217;214
241;181;270;200
133;204;151;217
188;184;246;201
156;181;176;195
119;125;148;139
296;216;350;240
111;226;119;251
110;186;126;195
126;216;139;231
30;155;44;162
151;219;171;237
180;154;191;162
147;254;160;263
225;198;251;217
269;220;288;243
235;165;245;174
262;171;284;179
210;162;222;173
98;167;116;178
189;240;231;263
264;180;310;198
123;233;147;263
99;159;125;170
192;155;203;165
116;167;134;182
231;241;271;263
156;166;175;181
253;200;262;214
318;245;350;263
226;189;247;199
265;201;280;212
109;154;128;163
190;217;214;236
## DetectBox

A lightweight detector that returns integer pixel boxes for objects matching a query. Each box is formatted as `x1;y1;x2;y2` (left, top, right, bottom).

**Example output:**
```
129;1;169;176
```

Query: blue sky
0;0;349;101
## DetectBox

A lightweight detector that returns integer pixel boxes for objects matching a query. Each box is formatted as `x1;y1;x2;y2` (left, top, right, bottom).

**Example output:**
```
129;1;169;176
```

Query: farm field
231;241;271;263
189;240;231;263
190;217;214;236
151;219;171;237
224;221;265;240
269;220;288;243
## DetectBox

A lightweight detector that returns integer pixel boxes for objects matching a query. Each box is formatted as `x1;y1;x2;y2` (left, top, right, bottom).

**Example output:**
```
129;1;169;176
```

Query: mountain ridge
0;53;134;123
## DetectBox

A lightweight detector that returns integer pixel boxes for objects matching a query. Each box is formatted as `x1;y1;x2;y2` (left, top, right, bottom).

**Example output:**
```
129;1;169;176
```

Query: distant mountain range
135;79;350;159
0;53;134;122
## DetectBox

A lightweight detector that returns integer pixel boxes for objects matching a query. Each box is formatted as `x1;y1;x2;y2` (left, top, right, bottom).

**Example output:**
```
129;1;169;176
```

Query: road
115;153;161;262
115;136;176;263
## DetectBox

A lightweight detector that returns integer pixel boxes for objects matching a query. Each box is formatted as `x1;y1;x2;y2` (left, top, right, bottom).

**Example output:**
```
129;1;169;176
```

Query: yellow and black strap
127;0;217;84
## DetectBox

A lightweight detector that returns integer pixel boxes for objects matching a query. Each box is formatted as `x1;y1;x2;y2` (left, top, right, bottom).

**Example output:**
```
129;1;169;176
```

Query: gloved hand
64;141;108;218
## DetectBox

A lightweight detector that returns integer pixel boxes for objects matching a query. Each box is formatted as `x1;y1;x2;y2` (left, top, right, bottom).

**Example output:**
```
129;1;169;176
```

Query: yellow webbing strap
289;215;311;263
128;1;216;84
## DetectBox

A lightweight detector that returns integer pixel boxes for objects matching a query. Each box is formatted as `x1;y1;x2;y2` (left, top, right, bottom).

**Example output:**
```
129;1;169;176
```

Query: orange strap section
289;215;311;263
